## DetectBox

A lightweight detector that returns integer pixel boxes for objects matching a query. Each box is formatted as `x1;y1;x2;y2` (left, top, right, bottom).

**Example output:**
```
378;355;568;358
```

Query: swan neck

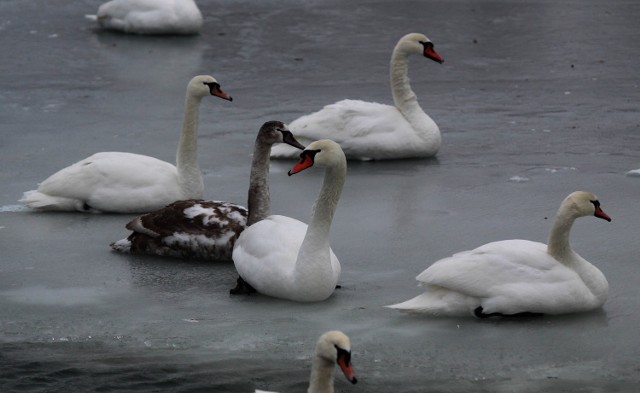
303;162;345;251
390;47;420;114
295;159;346;281
308;357;335;393
176;93;203;193
546;208;576;260
246;139;271;226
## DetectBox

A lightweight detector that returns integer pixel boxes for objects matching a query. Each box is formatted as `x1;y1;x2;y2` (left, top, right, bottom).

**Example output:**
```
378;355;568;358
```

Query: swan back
92;0;203;35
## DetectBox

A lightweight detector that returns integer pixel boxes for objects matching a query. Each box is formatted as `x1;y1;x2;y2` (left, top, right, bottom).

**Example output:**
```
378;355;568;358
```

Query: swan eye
301;149;321;160
590;200;600;208
335;345;351;363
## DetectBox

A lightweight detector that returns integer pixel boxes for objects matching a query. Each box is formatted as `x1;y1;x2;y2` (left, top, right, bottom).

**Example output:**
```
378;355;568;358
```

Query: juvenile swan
233;140;346;302
255;331;357;393
387;191;612;317
20;75;232;213
110;121;304;260
270;33;444;160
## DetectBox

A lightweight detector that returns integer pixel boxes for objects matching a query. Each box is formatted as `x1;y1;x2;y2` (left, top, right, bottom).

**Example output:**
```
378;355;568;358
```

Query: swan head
314;331;358;385
396;33;444;64
561;191;611;222
188;75;233;101
288;139;345;176
257;121;306;150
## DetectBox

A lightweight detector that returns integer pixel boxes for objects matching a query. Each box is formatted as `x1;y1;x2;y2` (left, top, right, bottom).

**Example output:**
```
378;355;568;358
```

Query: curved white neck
246;140;272;226
294;159;346;285
547;207;609;303
308;357;336;393
176;93;204;196
546;208;576;261
390;47;423;117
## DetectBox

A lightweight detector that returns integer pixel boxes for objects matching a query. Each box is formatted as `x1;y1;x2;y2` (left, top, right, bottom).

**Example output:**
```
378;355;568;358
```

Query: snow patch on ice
509;176;530;183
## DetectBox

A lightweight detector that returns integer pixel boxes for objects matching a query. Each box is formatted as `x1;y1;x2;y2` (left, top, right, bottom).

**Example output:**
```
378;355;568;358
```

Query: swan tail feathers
85;14;98;21
20;191;87;212
386;291;477;316
110;238;132;253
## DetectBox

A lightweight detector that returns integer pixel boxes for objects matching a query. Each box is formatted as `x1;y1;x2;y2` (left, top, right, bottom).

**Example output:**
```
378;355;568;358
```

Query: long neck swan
387;191;612;317
110;121;305;260
86;0;204;35
232;140;347;302
20;75;232;213
255;331;357;393
270;33;444;160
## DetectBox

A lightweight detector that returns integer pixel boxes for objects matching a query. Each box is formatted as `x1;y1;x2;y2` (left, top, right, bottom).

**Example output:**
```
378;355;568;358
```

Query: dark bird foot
474;306;544;319
229;277;256;295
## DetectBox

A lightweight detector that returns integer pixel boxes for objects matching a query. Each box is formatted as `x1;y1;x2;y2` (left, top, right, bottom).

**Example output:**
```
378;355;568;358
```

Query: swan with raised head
232;140;346;302
387;191;612;317
86;0;203;35
20;75;232;213
270;33;444;161
255;330;357;393
109;121;305;260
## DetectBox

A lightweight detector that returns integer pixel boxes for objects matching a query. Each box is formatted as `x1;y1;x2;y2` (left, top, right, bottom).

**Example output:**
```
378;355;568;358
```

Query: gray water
1;0;639;392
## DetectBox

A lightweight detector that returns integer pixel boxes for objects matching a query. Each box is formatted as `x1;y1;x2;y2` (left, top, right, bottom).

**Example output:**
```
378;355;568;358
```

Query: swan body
20;75;232;214
387;191;612;317
255;331;357;393
233;140;347;302
110;121;305;260
86;0;203;35
271;33;443;161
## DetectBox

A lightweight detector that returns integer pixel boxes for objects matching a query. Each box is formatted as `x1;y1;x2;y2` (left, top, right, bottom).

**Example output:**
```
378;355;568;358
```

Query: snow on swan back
254;331;357;393
387;191;612;317
20;75;232;213
232;140;347;302
270;33;444;161
86;0;203;35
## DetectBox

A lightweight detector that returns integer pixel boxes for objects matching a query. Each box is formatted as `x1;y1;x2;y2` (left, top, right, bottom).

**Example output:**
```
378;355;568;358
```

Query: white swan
232;140;346;302
387;191;612;317
20;75;232;214
270;33;444;161
255;331;357;393
86;0;203;35
109;121;305;260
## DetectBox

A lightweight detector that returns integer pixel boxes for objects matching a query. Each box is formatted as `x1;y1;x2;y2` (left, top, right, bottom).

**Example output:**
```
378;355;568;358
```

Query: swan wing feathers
36;152;180;199
273;100;411;159
232;215;340;298
233;215;307;283
417;240;582;299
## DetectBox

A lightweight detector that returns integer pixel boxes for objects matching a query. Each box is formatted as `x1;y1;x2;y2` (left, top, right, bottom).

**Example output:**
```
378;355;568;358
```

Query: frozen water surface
1;0;640;392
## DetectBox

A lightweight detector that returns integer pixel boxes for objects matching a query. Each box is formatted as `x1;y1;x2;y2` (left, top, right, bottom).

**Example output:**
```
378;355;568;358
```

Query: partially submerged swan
110;121;304;260
255;330;357;393
270;33;444;161
86;0;203;35
20;75;231;213
387;191;612;317
233;140;346;302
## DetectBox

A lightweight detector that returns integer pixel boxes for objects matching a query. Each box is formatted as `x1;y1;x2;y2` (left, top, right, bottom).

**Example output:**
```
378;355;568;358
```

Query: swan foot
474;306;544;319
229;277;256;295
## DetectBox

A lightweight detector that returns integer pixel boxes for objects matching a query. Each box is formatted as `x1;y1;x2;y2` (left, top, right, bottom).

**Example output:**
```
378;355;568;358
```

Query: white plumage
271;33;444;161
233;140;346;302
20;75;232;213
387;191;612;317
254;331;357;393
86;0;203;35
